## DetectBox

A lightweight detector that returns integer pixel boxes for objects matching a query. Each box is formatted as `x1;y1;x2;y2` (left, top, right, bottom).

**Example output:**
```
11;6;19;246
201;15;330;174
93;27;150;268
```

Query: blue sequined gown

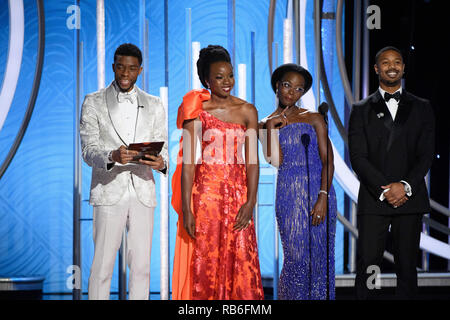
275;122;337;300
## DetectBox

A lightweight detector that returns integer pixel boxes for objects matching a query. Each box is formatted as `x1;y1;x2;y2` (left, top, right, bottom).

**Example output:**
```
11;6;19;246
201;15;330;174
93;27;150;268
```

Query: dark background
344;0;449;272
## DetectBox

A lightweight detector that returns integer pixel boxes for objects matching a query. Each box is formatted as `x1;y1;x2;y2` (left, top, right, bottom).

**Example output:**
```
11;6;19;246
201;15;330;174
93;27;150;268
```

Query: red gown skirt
171;90;263;300
190;111;264;300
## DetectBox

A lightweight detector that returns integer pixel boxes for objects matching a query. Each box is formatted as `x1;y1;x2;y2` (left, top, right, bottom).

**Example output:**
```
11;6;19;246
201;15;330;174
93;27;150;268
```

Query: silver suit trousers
88;179;154;300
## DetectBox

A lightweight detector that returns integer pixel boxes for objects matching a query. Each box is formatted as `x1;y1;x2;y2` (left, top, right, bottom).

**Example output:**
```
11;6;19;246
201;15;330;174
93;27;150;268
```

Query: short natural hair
375;46;403;65
197;45;232;89
114;43;143;66
270;63;313;93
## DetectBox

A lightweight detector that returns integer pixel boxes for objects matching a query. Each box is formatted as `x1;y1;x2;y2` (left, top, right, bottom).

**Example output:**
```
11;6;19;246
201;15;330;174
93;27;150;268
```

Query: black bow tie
384;91;401;102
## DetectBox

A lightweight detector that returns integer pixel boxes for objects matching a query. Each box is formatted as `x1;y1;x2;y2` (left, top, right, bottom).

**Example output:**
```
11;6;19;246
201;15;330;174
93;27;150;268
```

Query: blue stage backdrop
0;0;345;295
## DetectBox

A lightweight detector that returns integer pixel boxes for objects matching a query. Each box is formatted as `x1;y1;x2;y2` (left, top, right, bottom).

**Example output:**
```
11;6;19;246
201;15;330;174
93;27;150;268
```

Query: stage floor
2;273;449;300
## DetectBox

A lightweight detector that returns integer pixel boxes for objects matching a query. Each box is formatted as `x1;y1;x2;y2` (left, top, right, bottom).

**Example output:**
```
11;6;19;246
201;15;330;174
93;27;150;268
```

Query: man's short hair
114;43;143;66
375;46;404;65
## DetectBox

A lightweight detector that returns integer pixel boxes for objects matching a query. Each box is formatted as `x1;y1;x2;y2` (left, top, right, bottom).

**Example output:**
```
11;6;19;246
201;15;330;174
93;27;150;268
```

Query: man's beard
115;77;136;92
380;77;401;88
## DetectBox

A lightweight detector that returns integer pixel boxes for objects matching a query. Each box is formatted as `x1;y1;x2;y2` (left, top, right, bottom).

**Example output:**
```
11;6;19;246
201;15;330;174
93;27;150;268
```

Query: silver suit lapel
105;82;128;146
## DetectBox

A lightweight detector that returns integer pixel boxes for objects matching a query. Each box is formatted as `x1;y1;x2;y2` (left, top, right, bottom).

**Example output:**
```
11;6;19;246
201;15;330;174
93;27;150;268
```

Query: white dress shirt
378;87;401;120
114;82;139;146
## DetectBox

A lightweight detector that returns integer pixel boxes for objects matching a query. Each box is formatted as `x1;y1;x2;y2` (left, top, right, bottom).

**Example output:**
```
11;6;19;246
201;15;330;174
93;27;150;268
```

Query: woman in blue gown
259;64;337;300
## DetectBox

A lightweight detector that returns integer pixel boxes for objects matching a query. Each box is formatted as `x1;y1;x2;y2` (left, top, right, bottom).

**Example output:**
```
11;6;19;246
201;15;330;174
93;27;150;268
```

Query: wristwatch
159;160;167;174
108;150;114;163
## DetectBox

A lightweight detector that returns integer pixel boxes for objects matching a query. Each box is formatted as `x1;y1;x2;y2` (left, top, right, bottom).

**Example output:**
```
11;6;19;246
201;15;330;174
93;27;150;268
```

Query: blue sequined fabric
275;122;337;300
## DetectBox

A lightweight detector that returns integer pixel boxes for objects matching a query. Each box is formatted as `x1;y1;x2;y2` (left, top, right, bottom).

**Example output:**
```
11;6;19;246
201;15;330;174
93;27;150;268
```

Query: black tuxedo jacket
348;90;435;215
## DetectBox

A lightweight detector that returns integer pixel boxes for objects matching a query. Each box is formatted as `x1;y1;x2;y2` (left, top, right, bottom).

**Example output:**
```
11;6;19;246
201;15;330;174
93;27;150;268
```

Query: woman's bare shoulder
306;110;324;122
230;97;255;114
305;110;327;132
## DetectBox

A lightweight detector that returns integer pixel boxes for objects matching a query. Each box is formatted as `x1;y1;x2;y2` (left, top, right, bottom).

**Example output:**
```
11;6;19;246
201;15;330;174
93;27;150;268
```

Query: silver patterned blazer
80;81;168;208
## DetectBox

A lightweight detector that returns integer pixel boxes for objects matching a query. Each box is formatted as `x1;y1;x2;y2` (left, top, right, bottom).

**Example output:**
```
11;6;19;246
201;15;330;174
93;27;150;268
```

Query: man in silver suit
80;43;168;300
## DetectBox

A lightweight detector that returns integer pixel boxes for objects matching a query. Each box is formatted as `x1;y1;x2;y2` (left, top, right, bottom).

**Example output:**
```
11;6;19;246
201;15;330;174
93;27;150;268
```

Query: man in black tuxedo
348;46;435;299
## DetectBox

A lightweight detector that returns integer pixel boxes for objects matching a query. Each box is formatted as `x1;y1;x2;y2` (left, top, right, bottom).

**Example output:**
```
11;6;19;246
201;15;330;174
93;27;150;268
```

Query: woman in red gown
172;45;264;300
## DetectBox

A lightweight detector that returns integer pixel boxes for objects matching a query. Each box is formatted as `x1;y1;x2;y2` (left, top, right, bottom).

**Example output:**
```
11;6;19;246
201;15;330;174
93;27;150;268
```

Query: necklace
281;105;298;116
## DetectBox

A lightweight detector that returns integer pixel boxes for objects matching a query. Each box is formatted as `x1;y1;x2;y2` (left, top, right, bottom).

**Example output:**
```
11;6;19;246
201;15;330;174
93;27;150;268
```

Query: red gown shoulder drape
171;89;210;300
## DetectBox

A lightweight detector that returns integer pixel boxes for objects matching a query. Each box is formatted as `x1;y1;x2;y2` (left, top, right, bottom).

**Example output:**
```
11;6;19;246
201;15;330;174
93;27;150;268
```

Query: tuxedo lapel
388;91;413;150
393;91;412;126
371;91;394;133
105;82;128;145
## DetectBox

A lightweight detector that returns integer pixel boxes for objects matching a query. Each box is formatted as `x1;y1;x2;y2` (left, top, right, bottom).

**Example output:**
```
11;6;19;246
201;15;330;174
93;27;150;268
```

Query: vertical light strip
352;0;361;102
272;41;279;300
298;0;316;111
250;31;258;244
164;0;169;87
267;0;276;74
293;0;300;64
237;64;246;100
227;0;235;95
361;0;369;98
0;0;24;132
227;0;235;66
283;19;293;64
144;19;149;91
192;41;201;90
96;0;105;90
160;87;169;300
313;0;321;107
423;173;430;271
349;0;361;273
73;0;82;297
283;0;293;65
185;8;192;91
250;32;256;105
191;41;202;163
139;0;147;90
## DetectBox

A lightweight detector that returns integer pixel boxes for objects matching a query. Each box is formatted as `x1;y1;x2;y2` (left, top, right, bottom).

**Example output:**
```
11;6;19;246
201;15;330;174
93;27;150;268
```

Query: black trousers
354;213;422;300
